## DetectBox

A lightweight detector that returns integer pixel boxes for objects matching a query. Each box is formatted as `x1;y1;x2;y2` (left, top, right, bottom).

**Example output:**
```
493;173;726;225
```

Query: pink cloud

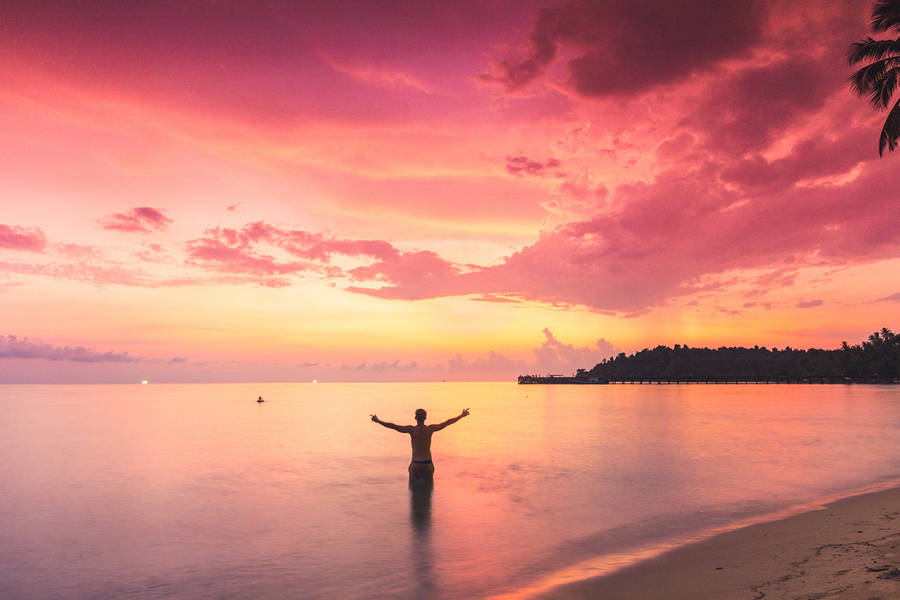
184;222;402;279
0;255;287;289
99;207;173;233
184;237;311;276
0;260;154;287
323;330;609;380
347;250;463;298
316;52;435;94
0;224;46;252
135;242;168;263
754;269;797;290
533;328;616;373
345;155;900;311
9;133;898;314
3;0;895;321
54;243;99;258
445;350;526;375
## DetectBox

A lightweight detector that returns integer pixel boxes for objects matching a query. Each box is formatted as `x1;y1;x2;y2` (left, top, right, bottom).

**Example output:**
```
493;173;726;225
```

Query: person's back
371;408;469;480
409;422;434;461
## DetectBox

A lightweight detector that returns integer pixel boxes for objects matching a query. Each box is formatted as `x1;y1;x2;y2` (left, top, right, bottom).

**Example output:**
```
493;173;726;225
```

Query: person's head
414;408;427;423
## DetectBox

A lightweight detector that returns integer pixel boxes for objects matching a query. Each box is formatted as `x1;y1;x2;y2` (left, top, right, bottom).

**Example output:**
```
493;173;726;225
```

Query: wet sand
538;486;900;600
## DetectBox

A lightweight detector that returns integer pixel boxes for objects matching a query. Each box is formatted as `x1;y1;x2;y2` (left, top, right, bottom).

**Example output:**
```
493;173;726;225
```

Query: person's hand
461;408;470;417
370;414;378;422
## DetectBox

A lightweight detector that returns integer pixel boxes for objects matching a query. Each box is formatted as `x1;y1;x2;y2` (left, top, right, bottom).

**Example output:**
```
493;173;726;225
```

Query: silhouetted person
370;408;469;480
257;396;264;403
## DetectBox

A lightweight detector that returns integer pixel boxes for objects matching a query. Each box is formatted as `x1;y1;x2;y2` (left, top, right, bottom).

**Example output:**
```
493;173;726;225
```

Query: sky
1;0;898;383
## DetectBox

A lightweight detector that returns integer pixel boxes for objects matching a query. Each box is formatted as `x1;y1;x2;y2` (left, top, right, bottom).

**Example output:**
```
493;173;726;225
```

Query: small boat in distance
257;396;265;402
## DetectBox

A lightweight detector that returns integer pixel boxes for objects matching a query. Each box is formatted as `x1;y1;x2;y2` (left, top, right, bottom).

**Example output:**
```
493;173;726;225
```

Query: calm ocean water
2;382;900;599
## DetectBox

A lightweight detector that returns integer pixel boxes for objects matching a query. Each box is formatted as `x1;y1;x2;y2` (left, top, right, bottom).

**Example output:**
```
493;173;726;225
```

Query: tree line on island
542;328;899;384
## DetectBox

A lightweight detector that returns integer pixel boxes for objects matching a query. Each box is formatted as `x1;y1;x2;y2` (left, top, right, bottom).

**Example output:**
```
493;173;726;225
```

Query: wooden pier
604;376;893;384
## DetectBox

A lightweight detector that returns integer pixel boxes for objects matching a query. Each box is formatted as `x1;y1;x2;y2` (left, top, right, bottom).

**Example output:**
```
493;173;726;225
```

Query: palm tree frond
877;68;900;107
852;2;900;156
878;98;900;154
871;0;900;32
849;56;900;107
847;37;900;65
850;58;889;94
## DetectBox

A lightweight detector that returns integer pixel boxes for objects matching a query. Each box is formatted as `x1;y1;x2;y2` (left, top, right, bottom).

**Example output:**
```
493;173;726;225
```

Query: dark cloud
99;207;173;233
795;299;823;308
506;155;563;177
0;335;140;362
873;291;900;302
743;301;775;311
471;294;522;303
340;360;419;372
0;224;46;252
691;56;838;155
486;0;764;96
721;127;872;193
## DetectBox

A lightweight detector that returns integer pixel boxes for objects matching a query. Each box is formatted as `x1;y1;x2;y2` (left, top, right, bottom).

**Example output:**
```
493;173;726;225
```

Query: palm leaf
850;57;889;93
847;37;900;64
876;67;900;106
871;0;900;32
850;57;900;107
878;98;900;154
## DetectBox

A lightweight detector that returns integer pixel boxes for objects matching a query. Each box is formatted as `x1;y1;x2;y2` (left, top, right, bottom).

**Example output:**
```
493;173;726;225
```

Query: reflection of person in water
370;408;469;480
408;475;435;598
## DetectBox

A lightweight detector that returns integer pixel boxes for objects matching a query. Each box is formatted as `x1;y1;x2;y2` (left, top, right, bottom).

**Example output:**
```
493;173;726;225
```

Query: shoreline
523;481;900;599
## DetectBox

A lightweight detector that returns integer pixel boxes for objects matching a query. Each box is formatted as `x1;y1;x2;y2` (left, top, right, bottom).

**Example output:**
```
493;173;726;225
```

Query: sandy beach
538;485;900;600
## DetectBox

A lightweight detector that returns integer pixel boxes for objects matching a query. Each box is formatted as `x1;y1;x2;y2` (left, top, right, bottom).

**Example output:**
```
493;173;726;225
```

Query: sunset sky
1;0;898;383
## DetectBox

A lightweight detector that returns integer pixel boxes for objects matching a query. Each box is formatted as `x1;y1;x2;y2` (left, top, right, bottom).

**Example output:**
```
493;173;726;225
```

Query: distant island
518;328;900;385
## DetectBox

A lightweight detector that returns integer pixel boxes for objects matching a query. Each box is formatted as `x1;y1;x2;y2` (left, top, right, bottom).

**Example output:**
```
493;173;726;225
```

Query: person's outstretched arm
430;408;470;431
370;414;412;433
